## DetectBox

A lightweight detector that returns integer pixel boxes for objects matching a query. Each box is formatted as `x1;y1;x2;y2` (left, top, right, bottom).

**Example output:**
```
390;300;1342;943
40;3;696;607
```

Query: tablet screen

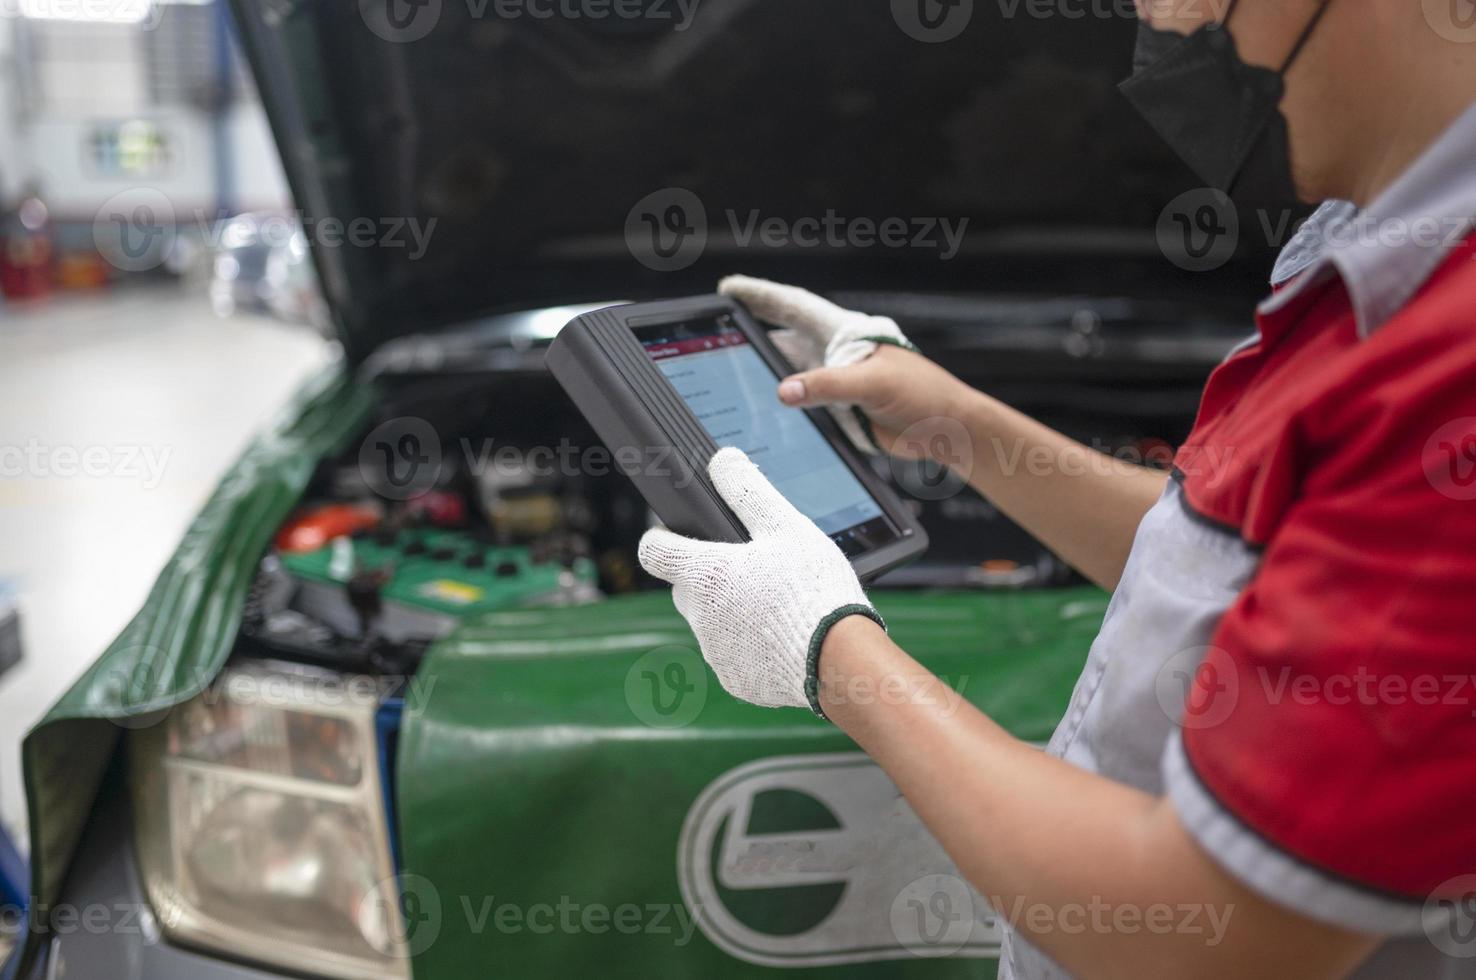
638;314;901;556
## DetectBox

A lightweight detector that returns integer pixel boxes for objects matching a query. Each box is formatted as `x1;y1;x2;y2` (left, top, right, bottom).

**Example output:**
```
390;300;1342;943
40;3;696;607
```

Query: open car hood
227;0;1230;362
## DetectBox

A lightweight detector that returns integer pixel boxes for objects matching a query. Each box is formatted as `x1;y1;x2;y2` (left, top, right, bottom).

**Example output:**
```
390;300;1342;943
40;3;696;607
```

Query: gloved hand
638;447;885;716
719;275;916;453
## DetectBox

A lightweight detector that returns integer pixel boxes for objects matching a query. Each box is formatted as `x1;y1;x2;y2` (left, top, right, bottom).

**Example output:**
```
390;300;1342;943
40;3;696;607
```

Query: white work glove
638;447;885;717
718;275;917;454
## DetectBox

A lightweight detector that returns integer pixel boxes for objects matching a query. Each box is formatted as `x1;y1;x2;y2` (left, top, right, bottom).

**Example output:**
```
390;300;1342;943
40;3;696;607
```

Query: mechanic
636;0;1476;976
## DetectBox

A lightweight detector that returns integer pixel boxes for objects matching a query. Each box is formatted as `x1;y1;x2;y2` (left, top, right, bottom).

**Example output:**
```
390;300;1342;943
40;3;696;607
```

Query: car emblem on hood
677;752;1002;966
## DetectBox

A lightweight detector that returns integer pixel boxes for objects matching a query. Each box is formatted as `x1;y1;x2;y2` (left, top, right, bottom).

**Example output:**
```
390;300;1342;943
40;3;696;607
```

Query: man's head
1133;0;1476;205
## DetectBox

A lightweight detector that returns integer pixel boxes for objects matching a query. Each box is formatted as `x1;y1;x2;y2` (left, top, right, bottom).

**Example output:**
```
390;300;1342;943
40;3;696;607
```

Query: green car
8;2;1265;978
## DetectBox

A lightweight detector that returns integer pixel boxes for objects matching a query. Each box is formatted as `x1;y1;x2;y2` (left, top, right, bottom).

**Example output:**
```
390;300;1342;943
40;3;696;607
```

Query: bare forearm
951;387;1167;590
817;618;1377;980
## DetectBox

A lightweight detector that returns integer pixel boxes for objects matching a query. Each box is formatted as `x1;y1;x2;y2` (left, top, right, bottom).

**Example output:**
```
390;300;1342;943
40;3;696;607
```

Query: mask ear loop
1216;0;1332;73
1278;1;1333;73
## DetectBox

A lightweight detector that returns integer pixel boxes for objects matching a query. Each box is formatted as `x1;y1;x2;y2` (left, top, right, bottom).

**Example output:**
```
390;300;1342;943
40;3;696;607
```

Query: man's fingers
638;526;731;583
777;361;876;408
718;275;847;342
708;447;801;539
777;369;883;453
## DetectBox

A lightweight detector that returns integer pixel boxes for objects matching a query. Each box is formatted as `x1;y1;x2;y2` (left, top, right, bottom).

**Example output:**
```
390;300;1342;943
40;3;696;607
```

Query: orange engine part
275;504;382;553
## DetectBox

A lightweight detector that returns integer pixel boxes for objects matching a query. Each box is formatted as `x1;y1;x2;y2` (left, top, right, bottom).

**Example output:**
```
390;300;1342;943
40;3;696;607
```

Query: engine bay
239;302;1223;676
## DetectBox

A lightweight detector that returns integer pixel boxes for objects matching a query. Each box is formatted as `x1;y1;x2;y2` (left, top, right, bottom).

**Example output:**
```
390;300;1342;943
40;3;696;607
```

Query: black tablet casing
546;296;928;581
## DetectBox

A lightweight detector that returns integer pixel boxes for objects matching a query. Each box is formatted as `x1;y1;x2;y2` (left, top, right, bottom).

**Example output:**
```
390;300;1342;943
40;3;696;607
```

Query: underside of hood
228;0;1225;362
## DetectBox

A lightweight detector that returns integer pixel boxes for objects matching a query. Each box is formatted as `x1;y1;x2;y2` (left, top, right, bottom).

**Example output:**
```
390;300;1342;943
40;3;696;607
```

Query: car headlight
129;662;409;980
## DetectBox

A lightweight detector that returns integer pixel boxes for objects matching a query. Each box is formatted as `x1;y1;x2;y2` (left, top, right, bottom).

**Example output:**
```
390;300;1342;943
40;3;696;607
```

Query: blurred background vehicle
207;210;329;328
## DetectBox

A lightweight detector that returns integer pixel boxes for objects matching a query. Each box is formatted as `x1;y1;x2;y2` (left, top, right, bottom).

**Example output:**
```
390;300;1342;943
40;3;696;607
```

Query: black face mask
1119;0;1332;208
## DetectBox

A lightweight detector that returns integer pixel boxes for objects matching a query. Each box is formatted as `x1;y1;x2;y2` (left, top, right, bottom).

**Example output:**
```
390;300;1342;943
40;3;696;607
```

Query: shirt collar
1260;99;1476;337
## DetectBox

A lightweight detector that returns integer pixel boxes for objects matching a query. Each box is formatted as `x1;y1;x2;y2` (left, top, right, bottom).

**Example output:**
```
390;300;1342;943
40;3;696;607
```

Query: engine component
277;526;600;644
275;503;382;554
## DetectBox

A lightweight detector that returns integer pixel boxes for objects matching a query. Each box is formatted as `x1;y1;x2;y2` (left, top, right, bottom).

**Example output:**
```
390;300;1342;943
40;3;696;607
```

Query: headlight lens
130;662;409;980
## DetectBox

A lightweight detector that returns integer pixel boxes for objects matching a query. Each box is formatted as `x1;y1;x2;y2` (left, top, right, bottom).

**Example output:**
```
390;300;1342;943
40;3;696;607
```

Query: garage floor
0;286;331;843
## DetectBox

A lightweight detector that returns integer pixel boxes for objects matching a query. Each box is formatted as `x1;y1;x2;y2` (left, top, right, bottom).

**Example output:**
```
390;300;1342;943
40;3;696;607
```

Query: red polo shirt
1177;232;1476;900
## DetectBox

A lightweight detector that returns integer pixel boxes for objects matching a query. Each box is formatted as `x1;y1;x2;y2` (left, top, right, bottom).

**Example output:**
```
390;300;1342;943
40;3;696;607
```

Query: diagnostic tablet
547;296;927;580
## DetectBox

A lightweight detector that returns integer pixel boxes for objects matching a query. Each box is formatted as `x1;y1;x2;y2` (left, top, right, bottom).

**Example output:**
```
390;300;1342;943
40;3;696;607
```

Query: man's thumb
778;364;870;408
